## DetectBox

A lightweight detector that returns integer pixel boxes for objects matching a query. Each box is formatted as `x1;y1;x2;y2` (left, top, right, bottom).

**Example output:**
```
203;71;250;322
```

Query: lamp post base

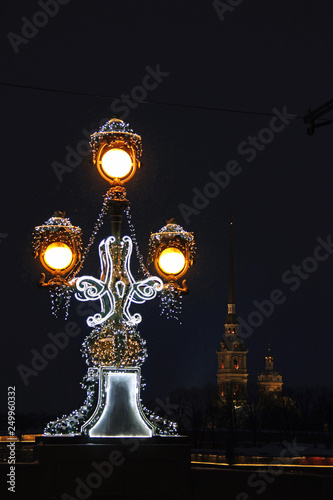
81;367;154;437
44;364;177;436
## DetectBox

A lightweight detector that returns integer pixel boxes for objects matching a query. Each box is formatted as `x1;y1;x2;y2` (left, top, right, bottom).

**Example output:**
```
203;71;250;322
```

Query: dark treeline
147;383;333;450
1;384;333;450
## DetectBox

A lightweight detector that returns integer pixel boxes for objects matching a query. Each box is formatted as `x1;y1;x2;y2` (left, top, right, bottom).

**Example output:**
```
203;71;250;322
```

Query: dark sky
1;0;333;418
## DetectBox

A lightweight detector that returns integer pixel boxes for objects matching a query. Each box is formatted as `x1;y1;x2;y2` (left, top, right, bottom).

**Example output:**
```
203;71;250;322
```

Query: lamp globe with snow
92;117;141;186
32;212;82;316
148;221;195;319
32;118;195;438
33;213;82;282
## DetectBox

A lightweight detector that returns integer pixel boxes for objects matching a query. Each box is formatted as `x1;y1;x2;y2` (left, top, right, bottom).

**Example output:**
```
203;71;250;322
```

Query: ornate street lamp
33;212;82;285
33;118;195;438
148;221;195;319
91;117;141;185
32;213;82;317
148;220;195;285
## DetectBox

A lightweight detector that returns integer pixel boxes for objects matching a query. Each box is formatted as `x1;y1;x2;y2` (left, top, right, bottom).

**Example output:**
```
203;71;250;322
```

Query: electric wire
0;80;320;121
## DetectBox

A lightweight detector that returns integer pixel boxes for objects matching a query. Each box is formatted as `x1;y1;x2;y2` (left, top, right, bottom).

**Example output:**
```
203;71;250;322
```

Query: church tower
217;222;248;402
258;346;283;394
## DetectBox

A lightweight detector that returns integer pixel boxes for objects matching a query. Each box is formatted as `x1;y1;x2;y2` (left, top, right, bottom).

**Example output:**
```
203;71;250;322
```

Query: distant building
258;346;283;394
216;222;248;402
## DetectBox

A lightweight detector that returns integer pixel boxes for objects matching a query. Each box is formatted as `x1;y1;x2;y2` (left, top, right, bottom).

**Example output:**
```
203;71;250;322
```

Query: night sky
1;0;333;420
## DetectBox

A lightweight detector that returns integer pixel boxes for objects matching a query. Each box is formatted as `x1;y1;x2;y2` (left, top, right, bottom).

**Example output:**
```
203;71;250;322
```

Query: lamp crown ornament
33;117;195;438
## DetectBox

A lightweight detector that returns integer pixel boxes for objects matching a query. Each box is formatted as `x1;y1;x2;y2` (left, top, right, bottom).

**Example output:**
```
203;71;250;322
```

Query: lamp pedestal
81;367;153;437
34;436;191;499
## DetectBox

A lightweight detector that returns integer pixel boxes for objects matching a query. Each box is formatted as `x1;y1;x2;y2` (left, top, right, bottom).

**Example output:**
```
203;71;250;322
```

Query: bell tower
258;346;283;394
217;221;248;402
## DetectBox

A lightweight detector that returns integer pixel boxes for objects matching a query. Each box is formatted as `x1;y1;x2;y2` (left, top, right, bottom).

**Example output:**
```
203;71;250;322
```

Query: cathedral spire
225;220;238;329
217;219;248;402
228;220;235;305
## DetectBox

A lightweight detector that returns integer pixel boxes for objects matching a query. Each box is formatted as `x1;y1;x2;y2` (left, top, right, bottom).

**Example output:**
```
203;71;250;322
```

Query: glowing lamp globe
91;118;142;185
157;247;186;276
33;213;82;278
43;242;73;271
100;148;133;181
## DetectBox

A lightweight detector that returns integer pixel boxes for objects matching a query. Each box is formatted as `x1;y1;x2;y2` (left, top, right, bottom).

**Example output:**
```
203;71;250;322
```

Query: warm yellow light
44;242;73;270
101;149;133;179
158;247;186;275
